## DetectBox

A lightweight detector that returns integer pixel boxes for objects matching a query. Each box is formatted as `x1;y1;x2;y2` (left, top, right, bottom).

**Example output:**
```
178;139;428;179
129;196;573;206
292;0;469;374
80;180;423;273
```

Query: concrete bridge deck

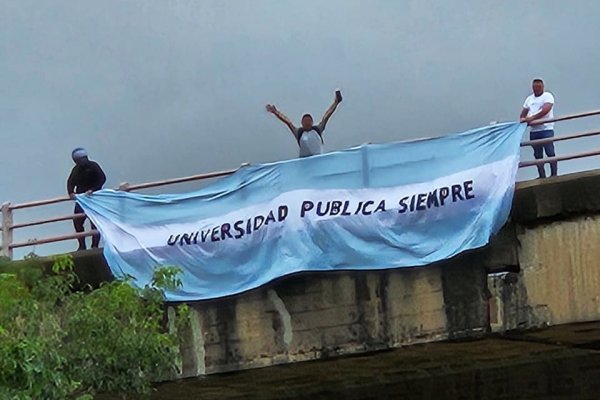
146;322;600;400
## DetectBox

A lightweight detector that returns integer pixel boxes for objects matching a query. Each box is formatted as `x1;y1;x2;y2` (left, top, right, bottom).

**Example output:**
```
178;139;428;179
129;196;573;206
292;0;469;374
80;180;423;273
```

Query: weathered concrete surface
489;215;600;331
513;169;600;224
176;261;489;376
519;216;600;324
0;247;113;290
489;170;600;332
145;322;600;400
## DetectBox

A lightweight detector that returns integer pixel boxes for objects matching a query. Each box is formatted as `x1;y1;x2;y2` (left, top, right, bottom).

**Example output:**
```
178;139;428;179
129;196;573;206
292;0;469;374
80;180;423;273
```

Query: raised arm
266;104;296;135
318;91;342;130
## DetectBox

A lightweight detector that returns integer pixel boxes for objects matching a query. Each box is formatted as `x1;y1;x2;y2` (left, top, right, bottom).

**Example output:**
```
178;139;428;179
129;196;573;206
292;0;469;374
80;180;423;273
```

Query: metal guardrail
1;110;600;259
0;165;248;259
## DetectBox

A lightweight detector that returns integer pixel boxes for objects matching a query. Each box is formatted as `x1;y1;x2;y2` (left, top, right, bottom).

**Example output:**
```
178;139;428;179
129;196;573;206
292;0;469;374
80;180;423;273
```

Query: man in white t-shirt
520;78;557;178
266;90;342;158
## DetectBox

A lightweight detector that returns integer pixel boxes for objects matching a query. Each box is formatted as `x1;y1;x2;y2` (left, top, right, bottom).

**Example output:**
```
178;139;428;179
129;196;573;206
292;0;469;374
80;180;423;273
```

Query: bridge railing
0;166;245;259
2;110;600;259
519;109;600;168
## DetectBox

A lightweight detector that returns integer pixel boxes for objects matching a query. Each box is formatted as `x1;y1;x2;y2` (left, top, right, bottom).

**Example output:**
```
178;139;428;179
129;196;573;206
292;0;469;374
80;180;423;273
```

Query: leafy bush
0;255;186;399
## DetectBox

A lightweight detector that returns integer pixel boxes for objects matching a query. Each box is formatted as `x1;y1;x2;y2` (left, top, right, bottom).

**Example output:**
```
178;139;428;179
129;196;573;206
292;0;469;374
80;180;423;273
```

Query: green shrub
0;254;185;399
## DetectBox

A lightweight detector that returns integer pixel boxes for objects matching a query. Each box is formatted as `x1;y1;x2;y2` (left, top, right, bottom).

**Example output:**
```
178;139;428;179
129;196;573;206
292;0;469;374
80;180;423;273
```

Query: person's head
71;147;88;165
532;78;545;96
301;113;314;130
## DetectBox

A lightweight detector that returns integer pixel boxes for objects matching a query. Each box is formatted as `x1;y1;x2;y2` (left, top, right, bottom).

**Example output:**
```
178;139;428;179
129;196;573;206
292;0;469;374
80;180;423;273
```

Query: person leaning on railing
66;147;106;251
520;78;557;179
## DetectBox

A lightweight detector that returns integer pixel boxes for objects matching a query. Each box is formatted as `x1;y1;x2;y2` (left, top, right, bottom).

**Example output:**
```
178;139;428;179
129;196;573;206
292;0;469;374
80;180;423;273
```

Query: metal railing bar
11;213;86;230
10;230;99;249
520;129;600;147
11;195;71;211
519;149;600;168
530;109;600;126
8;164;247;209
122;167;240;191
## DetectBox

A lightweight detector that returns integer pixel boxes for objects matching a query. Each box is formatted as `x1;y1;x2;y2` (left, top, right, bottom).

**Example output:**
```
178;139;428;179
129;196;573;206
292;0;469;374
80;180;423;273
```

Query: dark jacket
67;159;106;194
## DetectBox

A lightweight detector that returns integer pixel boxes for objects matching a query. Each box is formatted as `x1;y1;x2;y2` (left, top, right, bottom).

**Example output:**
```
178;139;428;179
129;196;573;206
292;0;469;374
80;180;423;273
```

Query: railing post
1;202;13;259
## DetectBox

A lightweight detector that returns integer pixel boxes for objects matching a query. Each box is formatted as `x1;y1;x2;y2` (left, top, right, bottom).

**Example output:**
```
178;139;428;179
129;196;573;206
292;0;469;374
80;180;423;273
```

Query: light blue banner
77;123;526;301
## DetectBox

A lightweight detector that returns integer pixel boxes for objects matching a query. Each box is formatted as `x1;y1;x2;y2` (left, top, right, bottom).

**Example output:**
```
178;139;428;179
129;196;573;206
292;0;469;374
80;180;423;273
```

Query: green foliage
150;265;183;292
0;255;186;399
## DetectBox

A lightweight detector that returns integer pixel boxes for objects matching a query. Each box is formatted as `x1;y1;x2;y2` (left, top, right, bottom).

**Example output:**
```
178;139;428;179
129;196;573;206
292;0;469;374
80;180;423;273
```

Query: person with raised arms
266;90;343;158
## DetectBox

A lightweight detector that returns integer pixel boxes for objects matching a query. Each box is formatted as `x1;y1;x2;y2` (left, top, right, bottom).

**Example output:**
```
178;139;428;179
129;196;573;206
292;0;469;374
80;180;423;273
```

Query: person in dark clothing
67;147;106;250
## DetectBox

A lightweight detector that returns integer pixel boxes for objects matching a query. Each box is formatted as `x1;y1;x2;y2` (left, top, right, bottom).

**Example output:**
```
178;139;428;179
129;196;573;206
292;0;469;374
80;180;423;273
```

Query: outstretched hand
335;90;343;104
266;104;277;114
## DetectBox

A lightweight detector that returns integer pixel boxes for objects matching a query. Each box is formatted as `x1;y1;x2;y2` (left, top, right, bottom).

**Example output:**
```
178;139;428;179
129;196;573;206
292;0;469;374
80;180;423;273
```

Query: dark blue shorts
530;129;554;141
530;129;555;159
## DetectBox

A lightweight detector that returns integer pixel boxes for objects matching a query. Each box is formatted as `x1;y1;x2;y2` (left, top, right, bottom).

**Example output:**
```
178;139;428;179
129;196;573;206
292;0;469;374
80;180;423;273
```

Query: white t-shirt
523;92;555;131
294;121;326;158
298;131;323;158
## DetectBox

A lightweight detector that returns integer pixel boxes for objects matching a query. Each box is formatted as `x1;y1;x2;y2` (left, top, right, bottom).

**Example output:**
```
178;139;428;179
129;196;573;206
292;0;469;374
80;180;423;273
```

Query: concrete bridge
7;168;600;399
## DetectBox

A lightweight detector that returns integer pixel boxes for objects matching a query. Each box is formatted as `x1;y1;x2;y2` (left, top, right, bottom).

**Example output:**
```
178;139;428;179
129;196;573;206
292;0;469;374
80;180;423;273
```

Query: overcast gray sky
2;0;600;257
